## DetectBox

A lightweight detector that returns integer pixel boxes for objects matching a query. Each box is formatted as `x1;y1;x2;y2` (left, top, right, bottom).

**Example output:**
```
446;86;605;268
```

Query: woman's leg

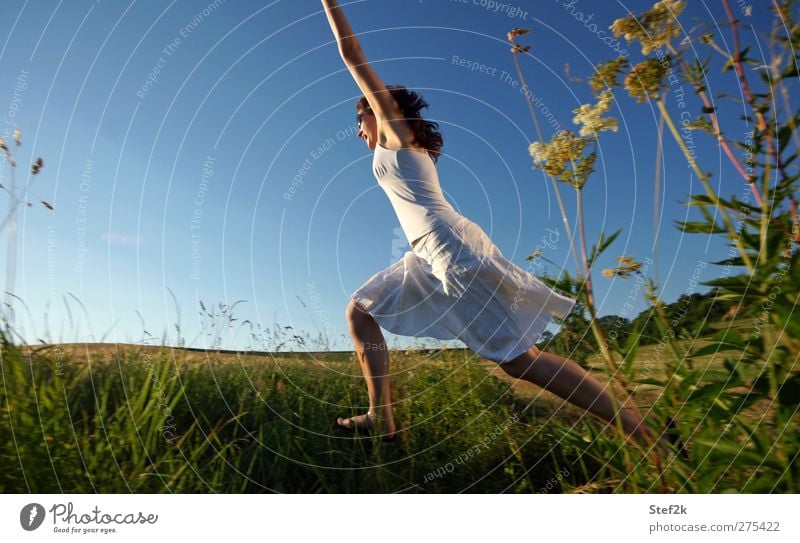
338;299;396;437
500;345;655;446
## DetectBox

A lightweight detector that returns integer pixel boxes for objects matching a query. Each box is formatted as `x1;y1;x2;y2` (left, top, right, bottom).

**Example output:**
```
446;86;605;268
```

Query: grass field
0;331;783;493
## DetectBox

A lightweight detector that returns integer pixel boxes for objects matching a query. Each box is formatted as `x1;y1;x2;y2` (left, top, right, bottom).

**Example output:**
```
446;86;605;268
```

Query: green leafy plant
509;0;800;491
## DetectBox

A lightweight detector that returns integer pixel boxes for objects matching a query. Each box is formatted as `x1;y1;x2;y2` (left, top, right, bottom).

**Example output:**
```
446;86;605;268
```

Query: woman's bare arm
320;0;410;140
320;0;361;56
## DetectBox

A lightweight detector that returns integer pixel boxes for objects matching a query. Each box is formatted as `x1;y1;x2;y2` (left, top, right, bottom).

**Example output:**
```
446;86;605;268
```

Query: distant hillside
537;287;740;362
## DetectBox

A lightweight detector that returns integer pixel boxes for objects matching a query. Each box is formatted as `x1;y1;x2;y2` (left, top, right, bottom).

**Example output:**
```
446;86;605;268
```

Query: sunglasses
356;109;371;130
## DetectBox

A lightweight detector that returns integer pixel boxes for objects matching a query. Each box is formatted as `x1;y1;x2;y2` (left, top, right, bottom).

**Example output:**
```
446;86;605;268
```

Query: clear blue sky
0;0;778;352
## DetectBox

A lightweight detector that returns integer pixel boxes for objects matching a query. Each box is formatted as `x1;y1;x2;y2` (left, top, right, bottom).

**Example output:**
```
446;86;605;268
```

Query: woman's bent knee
346;299;373;329
500;347;541;378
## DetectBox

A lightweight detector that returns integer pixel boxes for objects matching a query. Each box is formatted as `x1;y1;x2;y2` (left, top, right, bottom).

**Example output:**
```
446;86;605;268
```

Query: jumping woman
321;0;673;459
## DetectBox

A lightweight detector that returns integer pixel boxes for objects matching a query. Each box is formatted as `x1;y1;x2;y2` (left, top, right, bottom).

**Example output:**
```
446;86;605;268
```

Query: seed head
610;0;686;55
572;89;619;138
589;57;629;95
507;27;531;42
625;56;672;102
602;256;643;279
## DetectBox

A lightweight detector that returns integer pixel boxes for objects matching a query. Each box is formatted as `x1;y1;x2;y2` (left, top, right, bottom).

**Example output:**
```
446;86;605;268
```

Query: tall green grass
1;335;593;493
507;0;800;493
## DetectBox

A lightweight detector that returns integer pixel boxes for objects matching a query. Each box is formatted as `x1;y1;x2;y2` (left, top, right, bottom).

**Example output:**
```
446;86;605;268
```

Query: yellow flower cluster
624;56;672;102
529;130;595;189
589;57;629;95
572;90;619;138
528;86;618;187
610;0;686;55
529;130;586;174
602;256;643;279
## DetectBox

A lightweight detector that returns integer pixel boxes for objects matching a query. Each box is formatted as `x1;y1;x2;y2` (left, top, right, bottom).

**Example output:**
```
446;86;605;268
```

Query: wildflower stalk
613;0;769;270
773;19;800;169
777;84;800;238
654;98;754;272
702;32;800;246
1;129;47;328
653;96;666;288
3;159;18;325
512;45;625;384
511;47;582;274
666;42;765;209
510;33;644;463
720;0;778;266
574;185;618;374
769;5;800;246
678;35;797;243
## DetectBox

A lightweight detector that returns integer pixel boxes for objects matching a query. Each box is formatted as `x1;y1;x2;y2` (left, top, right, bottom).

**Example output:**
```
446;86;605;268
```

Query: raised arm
320;1;408;135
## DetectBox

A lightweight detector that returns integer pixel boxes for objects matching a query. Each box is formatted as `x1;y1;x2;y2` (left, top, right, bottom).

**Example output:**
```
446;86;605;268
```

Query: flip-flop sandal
335;413;398;443
663;416;688;459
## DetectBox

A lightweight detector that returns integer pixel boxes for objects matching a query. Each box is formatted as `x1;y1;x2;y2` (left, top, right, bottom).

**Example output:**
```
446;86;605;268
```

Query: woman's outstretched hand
319;0;408;147
320;0;361;59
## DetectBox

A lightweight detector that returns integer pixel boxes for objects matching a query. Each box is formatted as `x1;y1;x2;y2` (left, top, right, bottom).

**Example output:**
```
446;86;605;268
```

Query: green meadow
3;316;794;493
2;0;799;495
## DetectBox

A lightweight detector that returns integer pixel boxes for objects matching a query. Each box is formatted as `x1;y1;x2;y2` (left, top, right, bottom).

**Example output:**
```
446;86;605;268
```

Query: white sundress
350;212;577;364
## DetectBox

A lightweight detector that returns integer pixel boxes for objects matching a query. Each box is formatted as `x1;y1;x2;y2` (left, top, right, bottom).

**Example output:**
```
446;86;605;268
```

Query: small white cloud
101;232;143;246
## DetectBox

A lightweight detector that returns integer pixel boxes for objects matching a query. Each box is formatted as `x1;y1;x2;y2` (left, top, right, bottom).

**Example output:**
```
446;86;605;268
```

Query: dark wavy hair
356;85;444;163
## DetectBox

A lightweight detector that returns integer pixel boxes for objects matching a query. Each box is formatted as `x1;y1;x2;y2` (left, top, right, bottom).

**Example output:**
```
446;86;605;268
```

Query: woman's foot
659;416;688;459
638;416;688;461
336;412;374;431
615;407;675;465
335;411;397;441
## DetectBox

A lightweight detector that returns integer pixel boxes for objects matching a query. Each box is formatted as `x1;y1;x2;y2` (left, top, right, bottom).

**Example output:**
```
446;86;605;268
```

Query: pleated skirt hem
350;215;577;364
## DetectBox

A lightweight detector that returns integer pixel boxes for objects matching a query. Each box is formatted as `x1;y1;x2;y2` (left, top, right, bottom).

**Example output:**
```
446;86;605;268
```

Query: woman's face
357;109;377;150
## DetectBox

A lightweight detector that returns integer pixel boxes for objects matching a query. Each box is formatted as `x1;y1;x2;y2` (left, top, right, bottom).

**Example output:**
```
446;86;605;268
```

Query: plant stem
513;47;630;387
721;0;787;266
3;155;18;328
513;49;636;394
656;99;754;272
771;26;800;244
576;187;632;392
654;95;666;289
512;50;582;274
666;44;765;208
